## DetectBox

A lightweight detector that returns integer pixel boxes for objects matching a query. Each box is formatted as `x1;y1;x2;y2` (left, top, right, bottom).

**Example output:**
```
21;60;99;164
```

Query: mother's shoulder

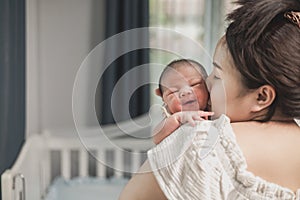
212;114;271;135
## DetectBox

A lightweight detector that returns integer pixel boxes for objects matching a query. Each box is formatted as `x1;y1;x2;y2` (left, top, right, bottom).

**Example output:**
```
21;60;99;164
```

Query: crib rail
2;135;44;200
12;173;26;200
44;130;152;179
1;125;153;200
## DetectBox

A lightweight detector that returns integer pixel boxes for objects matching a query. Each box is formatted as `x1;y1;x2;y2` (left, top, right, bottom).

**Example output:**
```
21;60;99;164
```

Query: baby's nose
179;86;192;98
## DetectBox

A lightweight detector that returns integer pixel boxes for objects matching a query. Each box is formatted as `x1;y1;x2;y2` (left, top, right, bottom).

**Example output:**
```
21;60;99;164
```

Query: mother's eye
191;81;202;87
213;75;220;80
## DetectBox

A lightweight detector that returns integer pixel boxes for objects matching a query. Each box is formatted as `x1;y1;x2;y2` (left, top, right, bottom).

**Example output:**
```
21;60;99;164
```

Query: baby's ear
155;88;162;97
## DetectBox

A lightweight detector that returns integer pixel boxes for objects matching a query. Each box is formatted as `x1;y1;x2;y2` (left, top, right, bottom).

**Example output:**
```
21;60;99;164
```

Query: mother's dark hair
226;0;300;121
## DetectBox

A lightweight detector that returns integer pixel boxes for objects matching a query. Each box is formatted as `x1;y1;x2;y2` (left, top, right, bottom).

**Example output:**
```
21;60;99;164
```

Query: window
149;0;235;106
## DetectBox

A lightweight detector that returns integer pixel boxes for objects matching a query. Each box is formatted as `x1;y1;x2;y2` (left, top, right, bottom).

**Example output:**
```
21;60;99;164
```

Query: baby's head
156;59;209;114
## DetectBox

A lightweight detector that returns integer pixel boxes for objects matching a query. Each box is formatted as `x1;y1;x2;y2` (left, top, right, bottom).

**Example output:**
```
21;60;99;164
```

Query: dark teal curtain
0;0;26;198
99;0;150;125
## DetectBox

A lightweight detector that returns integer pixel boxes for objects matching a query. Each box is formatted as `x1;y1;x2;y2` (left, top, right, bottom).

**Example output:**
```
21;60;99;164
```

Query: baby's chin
181;105;199;111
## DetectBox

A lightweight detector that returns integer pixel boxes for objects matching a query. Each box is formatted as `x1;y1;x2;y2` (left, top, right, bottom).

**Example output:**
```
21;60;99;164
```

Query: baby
153;59;213;144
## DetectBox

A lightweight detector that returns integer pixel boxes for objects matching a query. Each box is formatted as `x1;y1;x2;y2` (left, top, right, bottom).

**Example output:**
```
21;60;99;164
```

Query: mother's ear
155;88;162;97
251;85;276;112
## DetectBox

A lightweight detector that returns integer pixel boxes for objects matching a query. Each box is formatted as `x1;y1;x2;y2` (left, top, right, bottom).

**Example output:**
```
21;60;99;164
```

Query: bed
1;116;153;200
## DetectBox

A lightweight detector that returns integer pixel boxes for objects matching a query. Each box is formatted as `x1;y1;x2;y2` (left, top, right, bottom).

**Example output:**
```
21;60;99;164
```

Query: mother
120;0;300;199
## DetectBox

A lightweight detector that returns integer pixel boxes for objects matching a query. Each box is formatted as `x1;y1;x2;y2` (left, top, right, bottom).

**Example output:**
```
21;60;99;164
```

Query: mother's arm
119;160;167;200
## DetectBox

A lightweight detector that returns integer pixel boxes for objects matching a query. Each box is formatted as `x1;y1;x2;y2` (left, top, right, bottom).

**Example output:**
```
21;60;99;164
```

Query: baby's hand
152;111;214;145
174;111;214;126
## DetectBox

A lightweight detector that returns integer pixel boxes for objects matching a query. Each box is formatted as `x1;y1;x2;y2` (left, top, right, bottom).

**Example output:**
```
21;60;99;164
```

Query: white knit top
148;115;300;200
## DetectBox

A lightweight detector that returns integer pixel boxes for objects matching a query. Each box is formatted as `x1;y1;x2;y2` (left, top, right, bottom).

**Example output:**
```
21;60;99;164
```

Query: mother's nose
205;76;212;91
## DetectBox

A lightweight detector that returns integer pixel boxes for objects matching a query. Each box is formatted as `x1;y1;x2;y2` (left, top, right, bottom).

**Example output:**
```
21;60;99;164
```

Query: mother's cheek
210;84;226;118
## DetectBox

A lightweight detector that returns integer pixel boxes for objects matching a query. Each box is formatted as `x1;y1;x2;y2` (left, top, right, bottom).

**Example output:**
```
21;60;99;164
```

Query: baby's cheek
170;98;182;113
196;90;209;110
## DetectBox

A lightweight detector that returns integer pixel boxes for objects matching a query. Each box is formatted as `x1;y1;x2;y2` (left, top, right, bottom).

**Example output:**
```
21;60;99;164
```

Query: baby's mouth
182;100;196;105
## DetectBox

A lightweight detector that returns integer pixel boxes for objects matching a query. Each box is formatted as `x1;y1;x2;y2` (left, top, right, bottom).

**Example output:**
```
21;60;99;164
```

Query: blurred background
0;0;235;198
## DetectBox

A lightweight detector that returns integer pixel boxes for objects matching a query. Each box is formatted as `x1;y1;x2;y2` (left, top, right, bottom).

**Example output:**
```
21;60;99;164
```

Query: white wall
26;0;105;136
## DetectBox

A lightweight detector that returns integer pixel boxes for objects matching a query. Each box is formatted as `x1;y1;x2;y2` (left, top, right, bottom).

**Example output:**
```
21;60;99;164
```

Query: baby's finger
192;115;202;121
198;111;214;117
187;115;196;126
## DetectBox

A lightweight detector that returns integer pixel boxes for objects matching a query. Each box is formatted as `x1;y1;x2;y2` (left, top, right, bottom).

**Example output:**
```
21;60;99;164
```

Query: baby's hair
158;58;207;95
226;0;300;121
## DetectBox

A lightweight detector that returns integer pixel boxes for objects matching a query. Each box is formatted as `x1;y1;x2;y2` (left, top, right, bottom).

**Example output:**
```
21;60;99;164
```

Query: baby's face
161;65;209;114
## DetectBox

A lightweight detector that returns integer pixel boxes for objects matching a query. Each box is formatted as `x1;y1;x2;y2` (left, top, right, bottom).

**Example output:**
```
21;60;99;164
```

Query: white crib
1;117;153;200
